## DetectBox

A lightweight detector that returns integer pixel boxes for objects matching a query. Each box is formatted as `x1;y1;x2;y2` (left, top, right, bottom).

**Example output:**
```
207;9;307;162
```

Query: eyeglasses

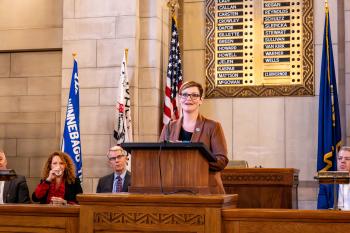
107;154;125;161
180;93;201;100
338;156;350;161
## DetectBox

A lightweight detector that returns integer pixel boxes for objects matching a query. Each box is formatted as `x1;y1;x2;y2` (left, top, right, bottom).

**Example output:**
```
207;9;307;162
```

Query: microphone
158;141;164;193
164;123;171;143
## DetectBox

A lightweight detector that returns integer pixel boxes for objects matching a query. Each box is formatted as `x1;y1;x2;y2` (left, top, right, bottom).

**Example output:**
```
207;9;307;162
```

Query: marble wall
181;0;345;209
0;0;171;195
346;1;350;146
0;0;347;209
62;0;139;192
0;0;62;50
61;0;172;192
0;0;63;193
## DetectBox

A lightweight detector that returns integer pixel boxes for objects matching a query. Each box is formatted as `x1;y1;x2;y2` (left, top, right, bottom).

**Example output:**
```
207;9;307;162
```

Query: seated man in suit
317;146;350;209
96;146;131;193
0;151;30;203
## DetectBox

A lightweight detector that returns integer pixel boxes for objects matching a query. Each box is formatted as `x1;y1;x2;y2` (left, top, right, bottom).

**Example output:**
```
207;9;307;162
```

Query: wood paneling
0;204;79;233
223;209;350;233
1;196;350;233
222;168;299;208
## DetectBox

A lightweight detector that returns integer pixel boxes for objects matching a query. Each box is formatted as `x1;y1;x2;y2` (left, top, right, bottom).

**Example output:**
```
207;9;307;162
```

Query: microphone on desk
164;123;171;143
159;122;172;193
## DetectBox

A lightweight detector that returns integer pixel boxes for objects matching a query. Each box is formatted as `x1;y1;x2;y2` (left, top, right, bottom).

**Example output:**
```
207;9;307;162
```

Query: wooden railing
0;204;79;233
222;208;350;233
1;196;350;233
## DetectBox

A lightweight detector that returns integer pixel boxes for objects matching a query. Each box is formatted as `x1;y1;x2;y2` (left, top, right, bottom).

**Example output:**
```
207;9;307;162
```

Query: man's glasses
180;93;201;100
107;154;125;161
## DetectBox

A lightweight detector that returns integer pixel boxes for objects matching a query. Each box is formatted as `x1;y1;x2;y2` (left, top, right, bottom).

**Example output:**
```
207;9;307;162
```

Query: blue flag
62;57;82;181
317;8;342;172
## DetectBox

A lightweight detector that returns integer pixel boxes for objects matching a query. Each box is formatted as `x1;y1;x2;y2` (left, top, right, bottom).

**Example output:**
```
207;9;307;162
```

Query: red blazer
160;114;228;194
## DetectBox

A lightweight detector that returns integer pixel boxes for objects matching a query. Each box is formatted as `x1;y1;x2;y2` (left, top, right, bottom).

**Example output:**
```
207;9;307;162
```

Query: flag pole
124;48;128;65
167;0;179;17
325;0;335;167
163;0;183;125
62;51;82;181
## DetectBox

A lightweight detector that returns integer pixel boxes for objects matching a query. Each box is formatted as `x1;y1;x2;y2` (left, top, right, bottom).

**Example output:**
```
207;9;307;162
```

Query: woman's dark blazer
32;178;83;204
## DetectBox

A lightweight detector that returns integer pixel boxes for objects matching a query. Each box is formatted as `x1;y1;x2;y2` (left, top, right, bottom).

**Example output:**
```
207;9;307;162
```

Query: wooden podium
122;142;216;194
78;193;237;233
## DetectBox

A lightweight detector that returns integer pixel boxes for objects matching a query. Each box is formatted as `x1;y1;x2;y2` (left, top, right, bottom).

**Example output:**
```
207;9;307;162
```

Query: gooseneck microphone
157;143;164;193
164;123;171;143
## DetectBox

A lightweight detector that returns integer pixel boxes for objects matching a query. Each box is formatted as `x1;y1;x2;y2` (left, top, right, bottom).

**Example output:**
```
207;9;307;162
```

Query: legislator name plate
205;0;314;97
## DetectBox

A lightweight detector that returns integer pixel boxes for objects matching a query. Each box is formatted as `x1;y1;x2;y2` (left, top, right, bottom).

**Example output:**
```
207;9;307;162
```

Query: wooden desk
221;168;299;208
222;209;350;233
2;199;350;233
77;193;237;233
0;204;79;233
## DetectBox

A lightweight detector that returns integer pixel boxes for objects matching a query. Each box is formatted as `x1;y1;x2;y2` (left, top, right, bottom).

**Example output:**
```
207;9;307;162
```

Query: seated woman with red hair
32;151;83;204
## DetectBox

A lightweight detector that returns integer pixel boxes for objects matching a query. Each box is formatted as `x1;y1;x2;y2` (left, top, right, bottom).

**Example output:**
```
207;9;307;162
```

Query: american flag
163;17;183;125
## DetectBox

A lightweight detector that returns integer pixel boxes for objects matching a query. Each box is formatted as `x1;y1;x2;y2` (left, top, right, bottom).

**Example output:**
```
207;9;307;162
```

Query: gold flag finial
124;48;129;65
325;0;329;12
167;0;179;16
72;52;77;58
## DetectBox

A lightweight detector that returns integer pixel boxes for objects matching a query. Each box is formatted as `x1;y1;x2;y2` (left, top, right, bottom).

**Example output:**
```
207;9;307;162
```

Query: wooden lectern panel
222;168;299;208
123;143;214;194
78;193;237;233
131;150;209;188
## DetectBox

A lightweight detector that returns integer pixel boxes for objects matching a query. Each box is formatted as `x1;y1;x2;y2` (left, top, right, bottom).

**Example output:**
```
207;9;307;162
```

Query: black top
179;127;193;142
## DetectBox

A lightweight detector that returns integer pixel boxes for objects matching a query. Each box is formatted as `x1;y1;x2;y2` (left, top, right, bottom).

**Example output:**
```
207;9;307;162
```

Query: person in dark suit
159;81;228;194
32;151;82;204
96;146;131;193
0;151;30;203
317;146;350;209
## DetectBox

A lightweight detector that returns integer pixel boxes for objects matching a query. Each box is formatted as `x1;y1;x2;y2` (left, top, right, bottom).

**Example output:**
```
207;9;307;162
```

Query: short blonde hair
179;81;204;97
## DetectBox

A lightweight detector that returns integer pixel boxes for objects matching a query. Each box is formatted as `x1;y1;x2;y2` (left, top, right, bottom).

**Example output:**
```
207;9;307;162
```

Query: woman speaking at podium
160;81;228;194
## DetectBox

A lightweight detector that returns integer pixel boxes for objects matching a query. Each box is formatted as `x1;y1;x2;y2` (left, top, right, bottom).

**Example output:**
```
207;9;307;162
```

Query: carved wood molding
221;173;295;185
94;212;205;225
